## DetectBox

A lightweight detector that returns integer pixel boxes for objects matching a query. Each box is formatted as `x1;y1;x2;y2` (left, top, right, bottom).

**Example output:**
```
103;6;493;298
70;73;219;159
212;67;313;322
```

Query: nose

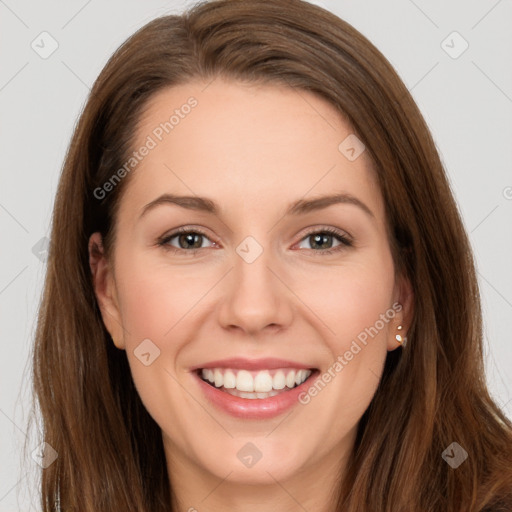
217;244;294;336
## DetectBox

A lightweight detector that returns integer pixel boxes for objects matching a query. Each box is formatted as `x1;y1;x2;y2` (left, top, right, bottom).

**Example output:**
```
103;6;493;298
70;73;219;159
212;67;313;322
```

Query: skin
89;77;413;512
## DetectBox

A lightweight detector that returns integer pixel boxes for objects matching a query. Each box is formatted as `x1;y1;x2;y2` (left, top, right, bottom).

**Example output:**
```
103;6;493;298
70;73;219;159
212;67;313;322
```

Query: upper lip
190;357;316;372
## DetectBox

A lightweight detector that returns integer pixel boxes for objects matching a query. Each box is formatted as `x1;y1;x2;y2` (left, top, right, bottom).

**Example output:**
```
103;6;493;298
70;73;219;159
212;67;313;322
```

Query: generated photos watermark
298;302;403;405
93;96;198;200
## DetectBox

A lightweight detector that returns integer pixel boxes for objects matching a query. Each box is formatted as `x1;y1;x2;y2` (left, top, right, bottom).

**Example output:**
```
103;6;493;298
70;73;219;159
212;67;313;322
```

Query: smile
193;362;319;420
199;368;313;398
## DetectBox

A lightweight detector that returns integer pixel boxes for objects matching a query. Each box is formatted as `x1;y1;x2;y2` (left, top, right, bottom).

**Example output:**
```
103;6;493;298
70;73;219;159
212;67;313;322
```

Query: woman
29;0;512;510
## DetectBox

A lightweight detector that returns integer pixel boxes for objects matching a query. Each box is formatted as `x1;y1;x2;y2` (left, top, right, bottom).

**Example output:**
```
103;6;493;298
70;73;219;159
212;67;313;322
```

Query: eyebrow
139;192;375;220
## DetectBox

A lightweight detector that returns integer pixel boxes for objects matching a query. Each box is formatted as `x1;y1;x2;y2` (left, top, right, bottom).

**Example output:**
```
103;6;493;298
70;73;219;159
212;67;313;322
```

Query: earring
395;325;408;348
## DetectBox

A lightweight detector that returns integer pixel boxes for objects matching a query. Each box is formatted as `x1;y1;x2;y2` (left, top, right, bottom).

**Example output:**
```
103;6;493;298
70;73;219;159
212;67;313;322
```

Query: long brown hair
28;0;512;510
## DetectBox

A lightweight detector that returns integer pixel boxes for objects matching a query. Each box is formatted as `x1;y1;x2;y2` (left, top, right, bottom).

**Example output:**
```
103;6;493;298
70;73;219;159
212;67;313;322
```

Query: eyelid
292;225;353;254
157;224;353;254
156;225;217;248
297;225;353;243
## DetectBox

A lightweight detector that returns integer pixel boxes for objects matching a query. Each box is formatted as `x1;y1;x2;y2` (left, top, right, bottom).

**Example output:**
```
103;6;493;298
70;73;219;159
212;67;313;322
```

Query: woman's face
90;77;412;496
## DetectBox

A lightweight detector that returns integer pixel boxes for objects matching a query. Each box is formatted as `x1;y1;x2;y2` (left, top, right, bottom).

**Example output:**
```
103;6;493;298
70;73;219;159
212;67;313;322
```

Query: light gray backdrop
1;0;511;510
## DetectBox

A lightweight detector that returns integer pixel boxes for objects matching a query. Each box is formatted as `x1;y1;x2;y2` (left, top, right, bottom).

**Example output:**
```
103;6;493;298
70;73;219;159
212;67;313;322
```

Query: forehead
119;77;384;225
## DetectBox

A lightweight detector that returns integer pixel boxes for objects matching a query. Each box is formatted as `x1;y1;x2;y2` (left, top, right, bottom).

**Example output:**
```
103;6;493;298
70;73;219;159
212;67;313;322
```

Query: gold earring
395;325;408;347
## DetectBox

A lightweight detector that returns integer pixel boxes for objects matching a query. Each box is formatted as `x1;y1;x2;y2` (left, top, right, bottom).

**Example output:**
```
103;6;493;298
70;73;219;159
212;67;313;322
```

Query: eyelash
156;226;353;256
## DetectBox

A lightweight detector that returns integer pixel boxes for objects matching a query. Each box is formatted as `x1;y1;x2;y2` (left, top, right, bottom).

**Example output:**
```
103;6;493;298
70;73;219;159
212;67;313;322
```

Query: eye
295;227;353;255
157;227;216;253
157;226;353;256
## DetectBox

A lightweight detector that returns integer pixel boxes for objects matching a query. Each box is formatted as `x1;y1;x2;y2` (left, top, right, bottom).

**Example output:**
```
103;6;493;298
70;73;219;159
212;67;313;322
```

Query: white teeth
223;388;282;399
200;367;312;393
214;368;223;388
236;370;254;392
223;370;236;389
254;371;273;392
286;371;296;389
295;369;308;386
273;370;286;390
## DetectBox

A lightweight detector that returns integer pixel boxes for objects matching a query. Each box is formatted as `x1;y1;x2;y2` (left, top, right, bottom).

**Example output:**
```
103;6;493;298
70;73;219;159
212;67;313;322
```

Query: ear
88;232;125;350
387;272;414;351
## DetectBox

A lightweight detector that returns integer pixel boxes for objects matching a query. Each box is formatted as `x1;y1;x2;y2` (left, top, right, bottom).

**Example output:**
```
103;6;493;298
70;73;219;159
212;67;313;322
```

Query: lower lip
193;370;318;420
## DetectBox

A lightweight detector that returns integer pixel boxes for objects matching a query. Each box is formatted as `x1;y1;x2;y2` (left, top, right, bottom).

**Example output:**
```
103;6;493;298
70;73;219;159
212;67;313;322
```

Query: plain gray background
1;0;511;510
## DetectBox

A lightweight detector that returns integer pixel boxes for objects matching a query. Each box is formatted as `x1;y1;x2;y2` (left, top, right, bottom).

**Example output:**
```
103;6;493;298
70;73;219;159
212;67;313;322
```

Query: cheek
112;252;200;432
294;296;394;454
305;254;396;348
114;240;396;349
114;250;214;340
299;251;396;432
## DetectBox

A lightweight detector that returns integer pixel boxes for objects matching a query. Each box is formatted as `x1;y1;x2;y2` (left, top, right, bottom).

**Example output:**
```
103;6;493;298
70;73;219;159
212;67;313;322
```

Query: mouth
190;357;320;419
195;366;319;400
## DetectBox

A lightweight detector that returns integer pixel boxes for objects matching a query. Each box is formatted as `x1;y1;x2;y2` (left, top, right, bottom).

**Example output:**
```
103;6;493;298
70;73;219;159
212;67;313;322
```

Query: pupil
311;233;332;249
177;233;333;250
180;233;202;249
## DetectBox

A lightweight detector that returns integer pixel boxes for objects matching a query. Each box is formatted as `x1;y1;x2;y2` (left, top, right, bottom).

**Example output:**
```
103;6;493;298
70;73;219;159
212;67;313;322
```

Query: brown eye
158;228;216;253
296;228;353;255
